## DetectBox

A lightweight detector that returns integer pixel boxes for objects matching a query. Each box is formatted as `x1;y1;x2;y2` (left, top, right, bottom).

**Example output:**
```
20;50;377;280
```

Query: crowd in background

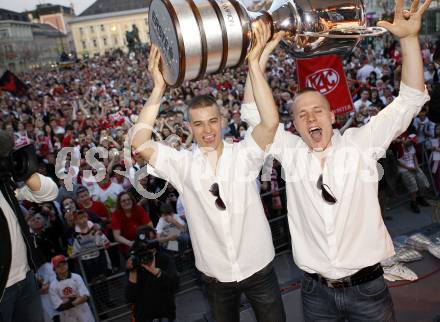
0;33;440;319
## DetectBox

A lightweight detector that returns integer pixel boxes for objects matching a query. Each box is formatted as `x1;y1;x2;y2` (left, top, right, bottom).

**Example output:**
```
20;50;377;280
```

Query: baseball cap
51;255;67;268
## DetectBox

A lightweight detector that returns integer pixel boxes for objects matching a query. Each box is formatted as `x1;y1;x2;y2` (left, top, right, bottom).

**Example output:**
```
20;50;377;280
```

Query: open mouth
309;127;322;142
203;134;215;144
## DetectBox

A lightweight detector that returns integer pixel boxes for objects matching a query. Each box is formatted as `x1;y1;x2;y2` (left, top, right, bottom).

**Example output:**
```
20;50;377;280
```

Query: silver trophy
148;0;386;86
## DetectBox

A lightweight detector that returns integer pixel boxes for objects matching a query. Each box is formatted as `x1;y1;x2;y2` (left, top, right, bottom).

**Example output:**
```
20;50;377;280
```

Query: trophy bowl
148;0;386;86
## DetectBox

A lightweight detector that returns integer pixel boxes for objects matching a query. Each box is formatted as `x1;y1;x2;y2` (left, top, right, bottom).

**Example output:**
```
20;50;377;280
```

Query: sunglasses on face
316;174;337;205
209;183;226;211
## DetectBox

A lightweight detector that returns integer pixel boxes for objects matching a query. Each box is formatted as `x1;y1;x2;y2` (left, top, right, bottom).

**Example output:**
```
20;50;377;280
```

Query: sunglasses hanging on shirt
317;174;337;205
209;183;226;211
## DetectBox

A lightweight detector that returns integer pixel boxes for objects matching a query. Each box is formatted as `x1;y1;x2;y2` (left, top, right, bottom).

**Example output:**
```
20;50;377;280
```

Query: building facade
26;3;76;52
0;9;69;73
68;0;150;57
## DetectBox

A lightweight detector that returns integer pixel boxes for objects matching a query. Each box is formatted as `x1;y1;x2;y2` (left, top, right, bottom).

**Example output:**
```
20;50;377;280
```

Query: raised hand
260;31;285;64
148;44;166;91
248;20;272;64
377;0;432;39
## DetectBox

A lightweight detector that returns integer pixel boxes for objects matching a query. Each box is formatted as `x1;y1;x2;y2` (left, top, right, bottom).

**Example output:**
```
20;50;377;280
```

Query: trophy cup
148;0;386;86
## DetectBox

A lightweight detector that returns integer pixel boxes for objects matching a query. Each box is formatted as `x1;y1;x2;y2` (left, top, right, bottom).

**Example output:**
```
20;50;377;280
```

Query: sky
0;0;256;15
0;0;95;15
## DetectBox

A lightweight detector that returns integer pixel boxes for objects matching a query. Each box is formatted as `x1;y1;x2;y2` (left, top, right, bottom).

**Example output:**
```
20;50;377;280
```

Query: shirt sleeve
346;82;430;159
240;102;299;161
173;214;185;226
16;174;59;202
150;143;187;193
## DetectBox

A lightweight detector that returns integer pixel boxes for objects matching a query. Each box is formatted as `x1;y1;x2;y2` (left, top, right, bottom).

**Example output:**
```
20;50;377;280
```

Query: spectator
49;255;95;322
112;191;153;256
156;203;189;253
76;186;111;234
126;226;179;322
396;136;430;213
413;108;433;143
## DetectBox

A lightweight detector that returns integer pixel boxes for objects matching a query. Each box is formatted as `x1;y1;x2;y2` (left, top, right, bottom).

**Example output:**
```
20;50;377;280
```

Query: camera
0;144;39;181
129;227;160;269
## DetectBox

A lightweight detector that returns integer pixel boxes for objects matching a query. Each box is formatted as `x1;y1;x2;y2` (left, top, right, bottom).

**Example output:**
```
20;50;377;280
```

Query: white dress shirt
241;82;429;279
151;135;275;282
0;174;59;287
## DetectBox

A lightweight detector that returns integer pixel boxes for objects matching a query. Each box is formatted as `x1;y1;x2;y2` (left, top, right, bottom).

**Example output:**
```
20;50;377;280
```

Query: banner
296;55;353;115
0;70;28;97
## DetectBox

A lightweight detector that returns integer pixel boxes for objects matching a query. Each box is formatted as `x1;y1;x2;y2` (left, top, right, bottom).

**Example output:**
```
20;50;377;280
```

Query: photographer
0;130;59;322
126;226;179;322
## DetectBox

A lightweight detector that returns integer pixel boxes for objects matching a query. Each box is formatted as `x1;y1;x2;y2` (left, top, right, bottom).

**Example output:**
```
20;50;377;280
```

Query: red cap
51;255;67;268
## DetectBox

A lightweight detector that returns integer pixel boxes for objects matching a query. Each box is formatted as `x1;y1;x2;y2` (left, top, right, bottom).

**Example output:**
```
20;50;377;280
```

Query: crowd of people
0;17;439;321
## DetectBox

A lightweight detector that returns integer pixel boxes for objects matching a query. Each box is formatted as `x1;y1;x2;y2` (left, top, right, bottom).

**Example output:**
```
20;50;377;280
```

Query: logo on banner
305;68;340;95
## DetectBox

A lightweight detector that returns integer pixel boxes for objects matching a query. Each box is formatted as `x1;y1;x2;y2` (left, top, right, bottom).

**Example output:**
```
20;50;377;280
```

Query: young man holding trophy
241;0;431;320
131;22;286;322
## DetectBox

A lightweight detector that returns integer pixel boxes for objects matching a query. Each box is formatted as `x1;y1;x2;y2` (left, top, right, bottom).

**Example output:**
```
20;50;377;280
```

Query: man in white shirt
241;0;431;320
353;88;372;113
131;23;286;322
0;131;59;322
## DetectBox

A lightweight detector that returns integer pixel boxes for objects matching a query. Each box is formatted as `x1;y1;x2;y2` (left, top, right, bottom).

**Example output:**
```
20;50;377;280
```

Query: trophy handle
298;26;387;39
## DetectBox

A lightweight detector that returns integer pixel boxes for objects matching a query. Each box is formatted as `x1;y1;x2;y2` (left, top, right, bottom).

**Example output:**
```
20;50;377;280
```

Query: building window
93;39;97;48
114;37;118;45
90;26;94;33
79;27;84;35
81;40;87;50
103;37;107;46
100;24;105;32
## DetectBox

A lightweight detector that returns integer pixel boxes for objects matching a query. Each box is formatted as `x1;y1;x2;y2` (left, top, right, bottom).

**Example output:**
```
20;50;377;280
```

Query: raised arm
247;21;280;150
131;45;166;165
377;0;431;92
348;0;431;154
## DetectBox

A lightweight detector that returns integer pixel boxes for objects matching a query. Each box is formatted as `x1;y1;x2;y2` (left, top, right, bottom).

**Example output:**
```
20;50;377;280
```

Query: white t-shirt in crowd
49;273;95;322
156;213;186;236
89;182;124;213
398;146;417;171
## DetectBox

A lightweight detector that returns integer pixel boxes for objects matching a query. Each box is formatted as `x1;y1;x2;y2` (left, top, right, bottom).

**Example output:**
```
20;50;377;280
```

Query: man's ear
331;111;336;124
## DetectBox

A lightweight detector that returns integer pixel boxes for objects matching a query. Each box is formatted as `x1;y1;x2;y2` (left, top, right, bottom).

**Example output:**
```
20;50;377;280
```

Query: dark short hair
160;203;174;215
188;95;217;111
76;185;89;196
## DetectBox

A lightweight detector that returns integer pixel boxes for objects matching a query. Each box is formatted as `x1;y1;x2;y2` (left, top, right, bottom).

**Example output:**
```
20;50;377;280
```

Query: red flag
0;70;28;97
296;55;353;115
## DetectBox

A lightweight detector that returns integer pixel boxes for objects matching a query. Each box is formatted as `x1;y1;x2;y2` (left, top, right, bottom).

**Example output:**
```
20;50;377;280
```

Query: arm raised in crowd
347;0;432;154
131;45;166;165
247;21;281;150
242;30;284;128
377;0;430;92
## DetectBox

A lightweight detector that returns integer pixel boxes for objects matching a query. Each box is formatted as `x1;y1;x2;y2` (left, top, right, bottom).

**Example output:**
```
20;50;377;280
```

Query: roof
79;0;150;17
28;3;75;18
31;22;66;37
0;8;29;22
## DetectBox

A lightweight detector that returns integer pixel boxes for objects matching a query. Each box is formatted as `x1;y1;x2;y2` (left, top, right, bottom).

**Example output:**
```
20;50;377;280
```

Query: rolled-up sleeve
16;174;59;202
241;102;260;128
347;82;430;158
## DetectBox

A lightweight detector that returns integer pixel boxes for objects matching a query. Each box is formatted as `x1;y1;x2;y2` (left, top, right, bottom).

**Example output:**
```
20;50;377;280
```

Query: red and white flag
296;55;353;115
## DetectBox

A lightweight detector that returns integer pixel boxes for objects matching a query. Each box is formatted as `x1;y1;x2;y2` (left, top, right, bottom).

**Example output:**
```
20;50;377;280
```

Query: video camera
129;226;160;269
0;144;39;182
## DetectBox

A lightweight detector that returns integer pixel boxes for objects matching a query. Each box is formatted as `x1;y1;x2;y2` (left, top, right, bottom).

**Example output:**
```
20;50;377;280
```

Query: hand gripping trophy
148;0;386;86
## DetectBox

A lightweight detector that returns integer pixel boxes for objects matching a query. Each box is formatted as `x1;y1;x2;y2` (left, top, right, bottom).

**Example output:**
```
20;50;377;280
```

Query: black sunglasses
209;183;226;211
317;174;337;205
